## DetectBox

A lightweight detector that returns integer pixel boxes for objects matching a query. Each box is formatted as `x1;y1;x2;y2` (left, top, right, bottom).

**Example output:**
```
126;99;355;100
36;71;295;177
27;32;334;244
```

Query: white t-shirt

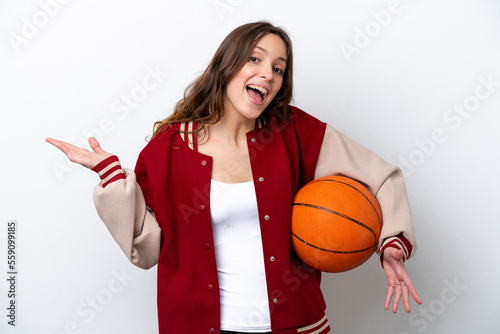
210;179;271;332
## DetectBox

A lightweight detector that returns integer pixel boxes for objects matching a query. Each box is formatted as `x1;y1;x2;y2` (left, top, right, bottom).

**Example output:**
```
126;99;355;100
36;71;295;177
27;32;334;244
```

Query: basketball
291;175;383;273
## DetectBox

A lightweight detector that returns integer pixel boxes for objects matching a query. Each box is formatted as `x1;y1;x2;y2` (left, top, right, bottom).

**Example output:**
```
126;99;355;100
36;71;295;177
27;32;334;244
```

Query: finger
46;138;74;158
396;248;405;260
60;142;86;164
392;285;402;313
402;283;411;312
88;137;104;153
383;247;404;263
46;138;81;155
402;275;422;305
48;138;90;165
46;137;66;151
59;142;71;155
408;282;422;305
384;285;394;310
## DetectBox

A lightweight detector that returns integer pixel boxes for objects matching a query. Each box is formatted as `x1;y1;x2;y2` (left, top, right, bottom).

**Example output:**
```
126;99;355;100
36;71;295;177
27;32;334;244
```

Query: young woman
47;21;421;334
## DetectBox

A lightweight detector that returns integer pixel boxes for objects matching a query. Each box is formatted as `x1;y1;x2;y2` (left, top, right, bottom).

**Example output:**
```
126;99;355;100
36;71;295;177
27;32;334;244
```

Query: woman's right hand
46;137;113;170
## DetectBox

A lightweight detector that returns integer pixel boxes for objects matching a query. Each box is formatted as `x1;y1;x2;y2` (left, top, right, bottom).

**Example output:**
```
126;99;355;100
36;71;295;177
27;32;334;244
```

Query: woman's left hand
382;247;422;313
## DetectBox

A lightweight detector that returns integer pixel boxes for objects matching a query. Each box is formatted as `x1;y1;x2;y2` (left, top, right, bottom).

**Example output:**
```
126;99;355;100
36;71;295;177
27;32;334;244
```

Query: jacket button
208;284;214;291
201;160;208;167
250;138;256;142
199;204;206;212
273;298;278;303
259;177;264;182
264;215;270;220
204;243;210;250
210;328;216;334
270;256;275;261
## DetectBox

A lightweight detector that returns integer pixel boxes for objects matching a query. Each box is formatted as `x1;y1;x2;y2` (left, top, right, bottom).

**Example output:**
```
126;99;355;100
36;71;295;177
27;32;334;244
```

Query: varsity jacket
91;106;416;334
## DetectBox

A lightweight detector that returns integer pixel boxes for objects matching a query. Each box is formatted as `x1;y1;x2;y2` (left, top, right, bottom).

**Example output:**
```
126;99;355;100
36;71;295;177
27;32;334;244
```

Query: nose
259;63;274;81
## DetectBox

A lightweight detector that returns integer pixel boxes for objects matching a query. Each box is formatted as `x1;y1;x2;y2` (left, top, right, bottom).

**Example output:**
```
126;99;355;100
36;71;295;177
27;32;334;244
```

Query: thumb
88;137;105;154
384;247;405;262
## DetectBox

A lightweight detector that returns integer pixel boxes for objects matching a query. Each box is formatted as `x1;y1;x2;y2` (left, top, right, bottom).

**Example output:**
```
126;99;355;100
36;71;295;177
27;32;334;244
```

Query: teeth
247;84;268;96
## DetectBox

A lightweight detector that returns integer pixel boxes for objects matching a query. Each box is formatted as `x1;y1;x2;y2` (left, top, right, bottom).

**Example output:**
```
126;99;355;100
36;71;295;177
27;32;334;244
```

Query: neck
210;110;256;146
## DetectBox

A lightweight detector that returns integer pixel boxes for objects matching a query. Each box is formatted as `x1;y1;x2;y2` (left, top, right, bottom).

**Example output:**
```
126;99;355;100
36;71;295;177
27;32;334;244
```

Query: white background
1;0;499;333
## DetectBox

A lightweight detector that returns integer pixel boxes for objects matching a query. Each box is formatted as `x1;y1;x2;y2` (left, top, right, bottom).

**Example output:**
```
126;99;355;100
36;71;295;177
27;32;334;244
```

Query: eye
273;67;284;75
249;56;259;63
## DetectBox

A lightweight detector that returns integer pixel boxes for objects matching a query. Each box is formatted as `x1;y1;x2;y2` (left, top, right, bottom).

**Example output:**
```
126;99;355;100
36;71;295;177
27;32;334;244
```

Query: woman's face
223;33;288;122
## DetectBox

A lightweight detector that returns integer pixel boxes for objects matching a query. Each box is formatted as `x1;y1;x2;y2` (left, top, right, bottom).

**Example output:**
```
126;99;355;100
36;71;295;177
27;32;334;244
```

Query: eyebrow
255;46;287;63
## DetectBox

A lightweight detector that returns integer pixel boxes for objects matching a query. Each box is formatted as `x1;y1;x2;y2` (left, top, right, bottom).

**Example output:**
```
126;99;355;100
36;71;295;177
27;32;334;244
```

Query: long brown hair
151;21;294;139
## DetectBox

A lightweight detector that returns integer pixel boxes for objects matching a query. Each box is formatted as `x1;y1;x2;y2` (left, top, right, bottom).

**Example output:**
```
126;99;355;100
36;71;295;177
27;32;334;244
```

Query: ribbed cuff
380;233;413;267
91;155;126;188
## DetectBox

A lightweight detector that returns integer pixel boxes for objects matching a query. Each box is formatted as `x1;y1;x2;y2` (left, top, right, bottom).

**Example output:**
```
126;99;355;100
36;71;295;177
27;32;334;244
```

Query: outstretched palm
46;137;112;169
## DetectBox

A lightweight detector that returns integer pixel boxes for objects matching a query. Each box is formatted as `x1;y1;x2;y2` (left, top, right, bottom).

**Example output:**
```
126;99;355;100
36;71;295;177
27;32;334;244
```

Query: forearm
92;156;161;269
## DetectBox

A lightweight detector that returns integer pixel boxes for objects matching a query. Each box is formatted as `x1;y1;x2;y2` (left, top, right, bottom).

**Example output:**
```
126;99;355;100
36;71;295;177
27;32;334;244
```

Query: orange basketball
291;175;383;273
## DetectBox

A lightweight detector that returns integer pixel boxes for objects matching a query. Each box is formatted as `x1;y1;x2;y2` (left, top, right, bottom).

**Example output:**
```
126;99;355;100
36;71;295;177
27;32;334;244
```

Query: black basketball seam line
293;202;377;241
306;178;382;228
291;231;378;254
307;179;382;225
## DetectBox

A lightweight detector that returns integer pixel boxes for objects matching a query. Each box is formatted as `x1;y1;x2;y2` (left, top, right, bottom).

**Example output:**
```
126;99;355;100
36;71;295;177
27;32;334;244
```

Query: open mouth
246;84;269;103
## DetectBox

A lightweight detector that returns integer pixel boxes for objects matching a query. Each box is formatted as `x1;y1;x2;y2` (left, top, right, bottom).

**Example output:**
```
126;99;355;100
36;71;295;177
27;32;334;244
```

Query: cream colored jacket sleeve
93;168;161;269
314;125;416;258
